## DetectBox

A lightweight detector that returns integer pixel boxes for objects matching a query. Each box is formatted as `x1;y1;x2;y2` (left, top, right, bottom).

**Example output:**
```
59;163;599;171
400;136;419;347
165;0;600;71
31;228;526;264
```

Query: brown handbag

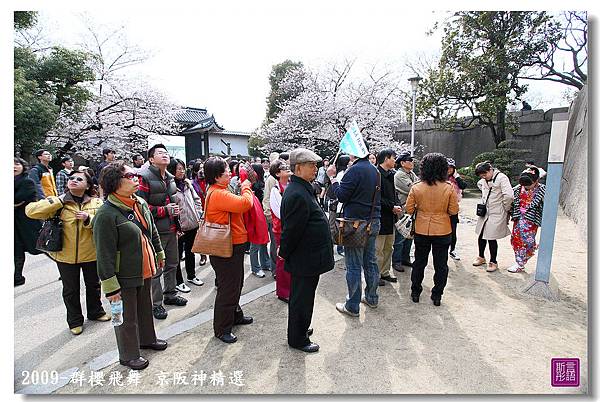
191;189;233;258
330;170;381;248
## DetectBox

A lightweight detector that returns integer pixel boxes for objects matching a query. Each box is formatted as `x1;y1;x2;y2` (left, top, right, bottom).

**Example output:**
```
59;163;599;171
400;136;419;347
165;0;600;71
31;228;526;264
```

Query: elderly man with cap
280;148;334;353
447;158;467;260
392;151;418;271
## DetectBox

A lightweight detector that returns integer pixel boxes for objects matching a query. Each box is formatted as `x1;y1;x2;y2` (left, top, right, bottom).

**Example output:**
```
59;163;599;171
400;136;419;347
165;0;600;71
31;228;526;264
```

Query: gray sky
31;4;584;133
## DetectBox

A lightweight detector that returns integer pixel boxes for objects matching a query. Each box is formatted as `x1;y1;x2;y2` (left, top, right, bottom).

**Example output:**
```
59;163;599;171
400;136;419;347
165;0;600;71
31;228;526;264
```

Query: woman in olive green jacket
25;170;109;335
93;162;166;371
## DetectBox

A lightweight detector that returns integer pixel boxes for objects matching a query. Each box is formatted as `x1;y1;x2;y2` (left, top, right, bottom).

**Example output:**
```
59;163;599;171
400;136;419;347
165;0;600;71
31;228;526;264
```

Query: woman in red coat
268;160;292;302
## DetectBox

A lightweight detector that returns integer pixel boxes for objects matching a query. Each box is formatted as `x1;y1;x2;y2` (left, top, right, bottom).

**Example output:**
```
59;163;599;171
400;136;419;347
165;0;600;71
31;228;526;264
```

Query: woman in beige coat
473;162;514;272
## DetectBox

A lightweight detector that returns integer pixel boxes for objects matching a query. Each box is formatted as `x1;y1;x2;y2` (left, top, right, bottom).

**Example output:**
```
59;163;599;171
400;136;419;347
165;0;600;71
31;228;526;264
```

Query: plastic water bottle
110;300;123;327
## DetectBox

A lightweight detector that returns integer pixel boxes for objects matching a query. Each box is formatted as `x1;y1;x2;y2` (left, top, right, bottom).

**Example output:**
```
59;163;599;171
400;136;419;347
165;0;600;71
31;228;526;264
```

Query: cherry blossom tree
259;60;409;158
45;16;179;162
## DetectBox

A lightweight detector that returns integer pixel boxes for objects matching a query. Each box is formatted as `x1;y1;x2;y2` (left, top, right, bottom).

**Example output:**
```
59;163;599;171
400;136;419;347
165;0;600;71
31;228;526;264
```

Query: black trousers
210;243;247;337
115;278;157;361
450;215;459;252
478;231;498;263
56;261;105;329
287;274;320;348
176;228;199;284
411;234;451;300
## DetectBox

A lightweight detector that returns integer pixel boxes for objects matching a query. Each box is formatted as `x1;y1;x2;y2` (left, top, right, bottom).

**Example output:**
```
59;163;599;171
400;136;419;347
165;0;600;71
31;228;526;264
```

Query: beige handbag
191;189;233;258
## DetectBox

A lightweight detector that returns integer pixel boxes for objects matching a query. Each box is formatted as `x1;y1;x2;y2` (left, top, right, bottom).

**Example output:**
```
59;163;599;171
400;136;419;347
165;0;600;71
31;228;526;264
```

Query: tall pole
522;112;570;301
410;87;417;156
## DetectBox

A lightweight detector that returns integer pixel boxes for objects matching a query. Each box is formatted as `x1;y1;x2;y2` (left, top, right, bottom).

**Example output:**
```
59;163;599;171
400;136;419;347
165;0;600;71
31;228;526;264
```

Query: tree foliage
418;12;560;148
14;15;95;158
14;11;37;30
264;60;304;124
260;60;408;158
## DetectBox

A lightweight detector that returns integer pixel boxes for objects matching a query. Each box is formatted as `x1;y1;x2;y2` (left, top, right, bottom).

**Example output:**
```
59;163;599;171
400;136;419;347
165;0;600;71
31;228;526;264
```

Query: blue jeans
343;220;381;314
250;243;271;273
392;227;413;264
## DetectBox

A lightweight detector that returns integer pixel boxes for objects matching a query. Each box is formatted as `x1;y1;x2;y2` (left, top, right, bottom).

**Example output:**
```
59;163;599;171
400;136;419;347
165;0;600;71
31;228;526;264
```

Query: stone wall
559;85;588;239
393;107;569;169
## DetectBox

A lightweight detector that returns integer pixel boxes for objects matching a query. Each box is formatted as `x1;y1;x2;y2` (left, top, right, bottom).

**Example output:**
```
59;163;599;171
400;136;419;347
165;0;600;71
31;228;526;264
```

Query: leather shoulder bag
192;188;233;258
36;206;64;253
330;170;381;248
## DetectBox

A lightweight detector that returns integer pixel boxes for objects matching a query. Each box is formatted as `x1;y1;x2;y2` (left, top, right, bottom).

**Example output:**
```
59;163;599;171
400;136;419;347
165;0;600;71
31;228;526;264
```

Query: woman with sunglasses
93;162;167;370
26;170;109;335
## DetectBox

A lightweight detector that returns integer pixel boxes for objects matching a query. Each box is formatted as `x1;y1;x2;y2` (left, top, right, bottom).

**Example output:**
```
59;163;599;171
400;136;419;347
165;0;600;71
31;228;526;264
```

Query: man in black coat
280;148;334;353
375;148;402;285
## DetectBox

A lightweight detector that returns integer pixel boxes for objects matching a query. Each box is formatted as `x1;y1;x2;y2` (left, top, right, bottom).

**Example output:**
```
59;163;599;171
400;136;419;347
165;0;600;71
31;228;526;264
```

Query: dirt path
56;196;587;394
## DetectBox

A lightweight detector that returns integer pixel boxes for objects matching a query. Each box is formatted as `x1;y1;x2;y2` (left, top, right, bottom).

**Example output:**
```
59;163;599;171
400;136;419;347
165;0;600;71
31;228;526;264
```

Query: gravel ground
51;196;587;394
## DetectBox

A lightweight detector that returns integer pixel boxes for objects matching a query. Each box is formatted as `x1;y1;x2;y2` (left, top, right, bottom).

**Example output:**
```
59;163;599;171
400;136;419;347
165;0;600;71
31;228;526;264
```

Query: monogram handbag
395;210;416;240
36;207;64;253
330;170;381;248
191;189;233;258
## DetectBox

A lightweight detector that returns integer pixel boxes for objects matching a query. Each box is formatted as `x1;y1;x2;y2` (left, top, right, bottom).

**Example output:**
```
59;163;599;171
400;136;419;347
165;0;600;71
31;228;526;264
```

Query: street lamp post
408;76;422;156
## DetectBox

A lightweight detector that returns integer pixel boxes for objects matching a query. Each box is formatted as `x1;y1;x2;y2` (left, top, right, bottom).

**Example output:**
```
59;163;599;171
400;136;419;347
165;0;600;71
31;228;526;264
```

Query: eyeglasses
121;173;139;180
68;176;85;182
153;150;169;156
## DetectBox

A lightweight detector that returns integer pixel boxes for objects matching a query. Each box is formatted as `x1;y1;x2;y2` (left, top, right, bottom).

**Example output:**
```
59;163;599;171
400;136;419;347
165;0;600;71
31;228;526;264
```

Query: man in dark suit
280;148;335;353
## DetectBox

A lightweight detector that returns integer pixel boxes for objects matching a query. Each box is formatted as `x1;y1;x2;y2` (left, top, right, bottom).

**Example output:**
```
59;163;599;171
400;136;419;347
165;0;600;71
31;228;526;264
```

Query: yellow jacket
25;193;103;264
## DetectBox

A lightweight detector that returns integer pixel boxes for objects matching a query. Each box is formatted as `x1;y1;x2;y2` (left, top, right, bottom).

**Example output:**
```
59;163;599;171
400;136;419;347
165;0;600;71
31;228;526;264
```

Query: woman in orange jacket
203;157;254;344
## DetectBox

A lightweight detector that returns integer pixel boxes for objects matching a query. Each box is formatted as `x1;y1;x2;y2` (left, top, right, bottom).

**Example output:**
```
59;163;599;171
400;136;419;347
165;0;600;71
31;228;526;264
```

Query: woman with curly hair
405;153;459;306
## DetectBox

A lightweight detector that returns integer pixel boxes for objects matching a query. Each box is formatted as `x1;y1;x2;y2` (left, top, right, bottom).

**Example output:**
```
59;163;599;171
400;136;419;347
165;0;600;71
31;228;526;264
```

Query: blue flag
339;121;368;158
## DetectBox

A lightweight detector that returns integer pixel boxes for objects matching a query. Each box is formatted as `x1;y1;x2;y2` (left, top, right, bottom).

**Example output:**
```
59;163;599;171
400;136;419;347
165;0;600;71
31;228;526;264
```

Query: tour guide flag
339;121;368;158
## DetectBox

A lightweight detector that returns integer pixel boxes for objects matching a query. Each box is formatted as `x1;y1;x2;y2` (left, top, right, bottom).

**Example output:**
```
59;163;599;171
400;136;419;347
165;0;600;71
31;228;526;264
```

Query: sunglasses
68;176;85;182
121;173;140;180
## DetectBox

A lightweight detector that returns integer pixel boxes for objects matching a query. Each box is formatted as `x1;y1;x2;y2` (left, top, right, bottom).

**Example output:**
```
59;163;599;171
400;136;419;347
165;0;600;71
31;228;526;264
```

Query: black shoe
307;328;313;336
392;263;405;272
381;275;398;283
120;357;149;370
378;279;386;286
278;296;289;303
140;339;168;351
411;295;420;303
164;296;188;306
293;342;319;353
402;260;413;268
217;333;238;343
235;316;253;325
14;277;25;286
431;296;441;306
152;305;168;319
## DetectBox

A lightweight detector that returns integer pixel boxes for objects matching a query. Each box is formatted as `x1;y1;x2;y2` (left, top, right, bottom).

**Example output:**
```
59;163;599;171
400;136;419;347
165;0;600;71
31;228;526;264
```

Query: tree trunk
494;109;507;148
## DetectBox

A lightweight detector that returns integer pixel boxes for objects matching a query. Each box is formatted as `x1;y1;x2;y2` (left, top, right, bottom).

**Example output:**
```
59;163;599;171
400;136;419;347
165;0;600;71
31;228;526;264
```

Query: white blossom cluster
260;61;410;156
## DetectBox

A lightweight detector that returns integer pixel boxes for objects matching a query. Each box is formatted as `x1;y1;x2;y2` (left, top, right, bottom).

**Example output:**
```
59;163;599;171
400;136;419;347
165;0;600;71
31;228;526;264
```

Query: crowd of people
14;142;546;367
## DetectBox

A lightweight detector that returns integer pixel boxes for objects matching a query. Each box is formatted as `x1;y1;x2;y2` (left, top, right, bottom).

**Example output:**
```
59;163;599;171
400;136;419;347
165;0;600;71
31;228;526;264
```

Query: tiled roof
219;130;252;137
175;108;211;125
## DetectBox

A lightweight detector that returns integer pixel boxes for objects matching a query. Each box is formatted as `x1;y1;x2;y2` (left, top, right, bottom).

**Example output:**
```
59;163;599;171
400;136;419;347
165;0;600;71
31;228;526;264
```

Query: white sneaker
336;302;359;317
175;283;191;293
507;263;525;273
449;251;461;261
252;269;266;278
187;277;204;286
